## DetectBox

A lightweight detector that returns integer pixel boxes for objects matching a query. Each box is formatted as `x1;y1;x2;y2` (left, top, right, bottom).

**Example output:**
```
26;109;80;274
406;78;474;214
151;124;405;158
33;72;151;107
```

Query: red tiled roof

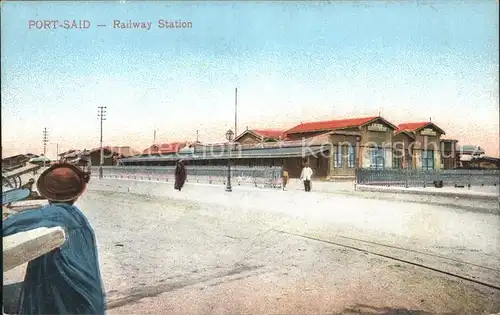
396;122;430;132
143;142;187;155
286;116;378;134
396;122;446;135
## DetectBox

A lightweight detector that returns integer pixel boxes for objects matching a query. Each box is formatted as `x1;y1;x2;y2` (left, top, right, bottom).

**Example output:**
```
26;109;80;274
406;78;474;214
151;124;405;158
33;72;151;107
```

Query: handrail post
405;166;409;188
468;168;471;190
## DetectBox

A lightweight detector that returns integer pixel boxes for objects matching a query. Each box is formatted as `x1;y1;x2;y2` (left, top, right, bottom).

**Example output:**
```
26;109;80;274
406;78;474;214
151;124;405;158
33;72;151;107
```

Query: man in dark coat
2;163;106;315
174;159;187;191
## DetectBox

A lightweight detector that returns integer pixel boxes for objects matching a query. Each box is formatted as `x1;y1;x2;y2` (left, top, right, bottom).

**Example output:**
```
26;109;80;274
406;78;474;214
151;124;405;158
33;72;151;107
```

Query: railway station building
119;116;396;179
118;116;458;179
393;121;454;170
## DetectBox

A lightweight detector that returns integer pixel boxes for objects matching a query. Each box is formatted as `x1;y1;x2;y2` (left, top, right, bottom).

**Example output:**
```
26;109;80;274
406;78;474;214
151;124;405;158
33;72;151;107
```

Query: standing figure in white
300;163;313;192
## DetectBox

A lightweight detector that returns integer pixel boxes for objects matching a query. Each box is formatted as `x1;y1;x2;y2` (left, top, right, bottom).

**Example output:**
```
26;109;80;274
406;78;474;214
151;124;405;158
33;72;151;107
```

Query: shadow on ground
330;304;453;315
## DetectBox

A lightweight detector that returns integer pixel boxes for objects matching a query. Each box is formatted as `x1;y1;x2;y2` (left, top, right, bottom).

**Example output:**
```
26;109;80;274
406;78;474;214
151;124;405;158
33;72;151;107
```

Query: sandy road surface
4;178;500;314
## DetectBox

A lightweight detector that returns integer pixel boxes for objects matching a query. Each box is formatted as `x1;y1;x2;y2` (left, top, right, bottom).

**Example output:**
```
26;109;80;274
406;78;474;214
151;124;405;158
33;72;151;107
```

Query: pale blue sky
1;0;499;157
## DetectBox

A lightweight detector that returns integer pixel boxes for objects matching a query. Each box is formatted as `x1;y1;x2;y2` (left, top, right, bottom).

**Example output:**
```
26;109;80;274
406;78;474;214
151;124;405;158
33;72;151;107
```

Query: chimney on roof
429;117;432;122
246;126;248;131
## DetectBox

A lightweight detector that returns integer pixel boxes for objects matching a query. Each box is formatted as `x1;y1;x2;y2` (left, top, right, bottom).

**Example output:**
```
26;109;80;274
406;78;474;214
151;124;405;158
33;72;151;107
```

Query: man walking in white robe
300;163;313;192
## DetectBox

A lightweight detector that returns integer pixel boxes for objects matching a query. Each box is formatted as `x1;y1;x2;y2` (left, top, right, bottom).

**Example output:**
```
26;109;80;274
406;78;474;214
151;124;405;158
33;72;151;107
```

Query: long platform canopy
119;145;330;163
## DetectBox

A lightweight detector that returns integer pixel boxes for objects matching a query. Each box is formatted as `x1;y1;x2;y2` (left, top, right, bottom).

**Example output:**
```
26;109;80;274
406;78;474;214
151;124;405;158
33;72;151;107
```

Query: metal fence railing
90;166;284;189
355;168;500;188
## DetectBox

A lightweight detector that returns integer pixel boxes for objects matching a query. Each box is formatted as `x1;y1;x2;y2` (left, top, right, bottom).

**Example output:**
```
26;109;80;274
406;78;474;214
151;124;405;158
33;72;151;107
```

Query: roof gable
233;130;261;142
234;129;286;142
397;122;446;135
362;117;398;131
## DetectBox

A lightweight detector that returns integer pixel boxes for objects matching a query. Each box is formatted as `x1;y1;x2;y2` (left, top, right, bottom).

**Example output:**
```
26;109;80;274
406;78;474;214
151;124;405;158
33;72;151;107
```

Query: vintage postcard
1;1;499;315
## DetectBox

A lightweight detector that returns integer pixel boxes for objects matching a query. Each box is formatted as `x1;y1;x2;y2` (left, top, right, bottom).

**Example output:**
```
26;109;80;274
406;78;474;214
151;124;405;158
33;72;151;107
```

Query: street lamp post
98;106;107;179
225;129;234;192
42;128;49;168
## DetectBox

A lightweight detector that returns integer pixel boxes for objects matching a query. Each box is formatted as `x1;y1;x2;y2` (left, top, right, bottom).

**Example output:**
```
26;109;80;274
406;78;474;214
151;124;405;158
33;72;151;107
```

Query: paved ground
355;184;500;196
4;177;500;314
287;179;500;214
87;174;500;214
290;178;500;195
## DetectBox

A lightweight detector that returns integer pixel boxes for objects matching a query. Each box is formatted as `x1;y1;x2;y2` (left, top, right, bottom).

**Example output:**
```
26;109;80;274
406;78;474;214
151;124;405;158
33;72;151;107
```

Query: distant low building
475;156;500;169
457;144;483;168
460;155;500;169
88;146;139;166
457;145;498;169
2;153;39;170
458;145;485;156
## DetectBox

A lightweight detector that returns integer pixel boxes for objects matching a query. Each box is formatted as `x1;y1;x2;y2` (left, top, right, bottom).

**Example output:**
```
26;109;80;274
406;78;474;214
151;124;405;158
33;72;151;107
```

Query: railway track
273;229;500;291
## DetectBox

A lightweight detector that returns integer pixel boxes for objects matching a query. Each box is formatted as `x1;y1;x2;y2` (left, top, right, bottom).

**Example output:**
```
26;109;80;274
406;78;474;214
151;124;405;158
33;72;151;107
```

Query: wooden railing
3;226;66;315
3;226;67;272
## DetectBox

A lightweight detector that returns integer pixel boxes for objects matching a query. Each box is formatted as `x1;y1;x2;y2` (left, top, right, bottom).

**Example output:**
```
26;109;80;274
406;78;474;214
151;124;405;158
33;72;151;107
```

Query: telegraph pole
98;106;107;179
42;128;49;167
234;87;238;137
